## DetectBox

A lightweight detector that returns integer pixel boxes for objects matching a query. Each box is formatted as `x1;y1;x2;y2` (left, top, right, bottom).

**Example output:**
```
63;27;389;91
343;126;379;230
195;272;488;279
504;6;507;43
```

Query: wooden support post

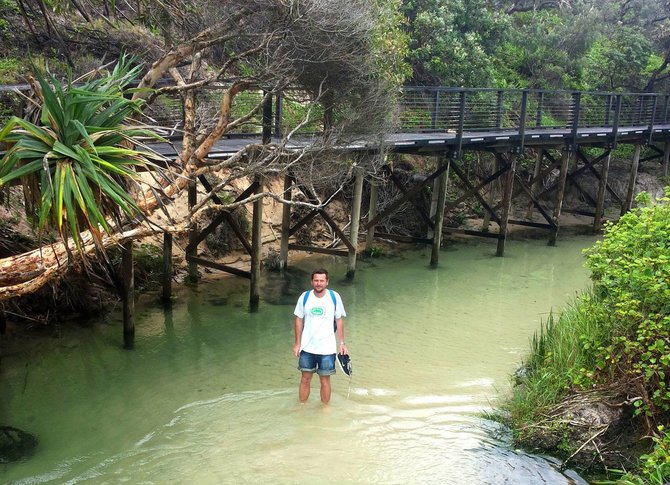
162;232;173;305
280;174;292;270
427;174;440;239
187;179;198;281
347;167;364;278
250;176;263;312
430;157;450;267
549;148;571;246
621;144;642;216
497;154;517;257
482;155;499;232
122;239;135;349
365;181;379;252
526;149;543;219
593;151;611;232
663;141;670;179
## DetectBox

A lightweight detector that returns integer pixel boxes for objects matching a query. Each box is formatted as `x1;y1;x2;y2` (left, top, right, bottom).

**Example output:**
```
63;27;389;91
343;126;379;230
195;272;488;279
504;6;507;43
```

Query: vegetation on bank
505;190;670;482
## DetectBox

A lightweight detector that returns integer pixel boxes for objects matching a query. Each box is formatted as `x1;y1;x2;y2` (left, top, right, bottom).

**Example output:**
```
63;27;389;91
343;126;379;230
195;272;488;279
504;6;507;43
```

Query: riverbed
1;236;596;484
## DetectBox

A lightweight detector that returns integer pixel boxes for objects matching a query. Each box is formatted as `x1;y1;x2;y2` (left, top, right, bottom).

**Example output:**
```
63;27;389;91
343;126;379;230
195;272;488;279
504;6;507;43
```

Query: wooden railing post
456;91;466;159
611;95;622;149
605;94;612;126
518;90;528;153
432;89;440;130
495;90;504;129
571;92;582;151
536;91;544;128
648;95;658;144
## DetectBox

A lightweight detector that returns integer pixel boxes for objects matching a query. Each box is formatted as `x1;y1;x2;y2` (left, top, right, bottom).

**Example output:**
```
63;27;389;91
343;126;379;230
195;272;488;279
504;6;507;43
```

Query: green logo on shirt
310;307;324;316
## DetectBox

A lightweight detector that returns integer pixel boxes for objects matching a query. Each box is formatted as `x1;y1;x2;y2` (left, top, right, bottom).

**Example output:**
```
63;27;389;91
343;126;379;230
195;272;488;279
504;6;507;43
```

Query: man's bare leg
299;372;313;402
319;375;332;404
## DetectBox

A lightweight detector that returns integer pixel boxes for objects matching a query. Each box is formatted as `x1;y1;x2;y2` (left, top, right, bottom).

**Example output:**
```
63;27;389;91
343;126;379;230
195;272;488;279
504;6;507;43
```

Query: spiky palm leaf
0;56;167;256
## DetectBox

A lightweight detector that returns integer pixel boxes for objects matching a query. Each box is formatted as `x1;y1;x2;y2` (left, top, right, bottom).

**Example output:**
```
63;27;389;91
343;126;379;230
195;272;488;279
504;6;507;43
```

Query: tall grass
507;289;610;427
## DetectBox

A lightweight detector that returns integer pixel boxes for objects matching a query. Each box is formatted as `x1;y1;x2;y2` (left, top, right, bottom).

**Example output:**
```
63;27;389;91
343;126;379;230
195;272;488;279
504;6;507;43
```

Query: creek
1;236;597;484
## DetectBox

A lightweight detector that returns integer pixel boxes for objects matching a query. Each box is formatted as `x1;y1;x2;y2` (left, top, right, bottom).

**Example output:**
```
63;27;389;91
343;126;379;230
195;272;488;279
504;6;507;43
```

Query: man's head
310;268;329;294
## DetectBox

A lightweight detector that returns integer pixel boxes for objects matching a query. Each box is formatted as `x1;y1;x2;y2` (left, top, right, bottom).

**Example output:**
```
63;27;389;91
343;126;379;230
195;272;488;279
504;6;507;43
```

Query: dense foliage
584;191;670;421
400;0;670;91
0;57;166;253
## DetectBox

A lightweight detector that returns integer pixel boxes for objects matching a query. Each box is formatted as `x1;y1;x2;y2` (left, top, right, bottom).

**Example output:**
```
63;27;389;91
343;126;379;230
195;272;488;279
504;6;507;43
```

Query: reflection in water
0;238;595;484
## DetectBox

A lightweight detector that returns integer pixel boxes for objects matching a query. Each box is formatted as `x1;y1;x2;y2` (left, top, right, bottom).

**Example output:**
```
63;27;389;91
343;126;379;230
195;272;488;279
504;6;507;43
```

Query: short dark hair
311;268;329;279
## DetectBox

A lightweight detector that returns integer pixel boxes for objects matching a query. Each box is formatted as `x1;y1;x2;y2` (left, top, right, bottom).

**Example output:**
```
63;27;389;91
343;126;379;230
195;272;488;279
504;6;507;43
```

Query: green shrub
0;58;21;84
107;242;164;292
603;427;670;485
133;243;165;291
583;189;670;418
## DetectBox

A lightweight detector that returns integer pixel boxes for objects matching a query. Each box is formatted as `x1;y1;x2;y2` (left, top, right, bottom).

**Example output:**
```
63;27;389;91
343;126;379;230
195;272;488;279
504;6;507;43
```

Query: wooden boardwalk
3;84;670;333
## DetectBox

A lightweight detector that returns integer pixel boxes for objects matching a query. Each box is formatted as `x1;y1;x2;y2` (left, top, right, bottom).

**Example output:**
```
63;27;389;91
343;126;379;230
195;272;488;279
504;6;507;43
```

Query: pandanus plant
0;56;167;258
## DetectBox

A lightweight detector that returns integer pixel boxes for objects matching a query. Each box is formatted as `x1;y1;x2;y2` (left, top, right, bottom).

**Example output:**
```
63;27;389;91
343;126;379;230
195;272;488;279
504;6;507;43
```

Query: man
293;268;348;404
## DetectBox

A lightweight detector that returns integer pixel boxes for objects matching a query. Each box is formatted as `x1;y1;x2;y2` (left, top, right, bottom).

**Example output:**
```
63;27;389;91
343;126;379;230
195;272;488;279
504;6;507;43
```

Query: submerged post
250;176;263;311
593;150;611;232
526;149;543;219
122;239;135;349
430;156;449;267
187;178;198;281
162;232;173;305
365;180;379;253
280;174;292;270
347;167;364;278
497;153;517;257
621;143;642;216
549;148;571;246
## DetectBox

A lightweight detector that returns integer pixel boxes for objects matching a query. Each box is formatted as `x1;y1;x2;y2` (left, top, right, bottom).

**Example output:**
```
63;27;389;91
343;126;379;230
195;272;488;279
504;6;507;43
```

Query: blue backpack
302;289;338;332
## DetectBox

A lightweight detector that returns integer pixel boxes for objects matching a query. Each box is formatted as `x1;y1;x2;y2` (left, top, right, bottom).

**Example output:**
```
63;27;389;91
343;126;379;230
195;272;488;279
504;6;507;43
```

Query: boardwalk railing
398;88;668;131
1;84;669;145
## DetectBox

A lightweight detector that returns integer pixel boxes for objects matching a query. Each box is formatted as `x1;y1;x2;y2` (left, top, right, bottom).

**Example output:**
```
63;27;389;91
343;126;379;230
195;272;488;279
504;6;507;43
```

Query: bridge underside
181;125;669;293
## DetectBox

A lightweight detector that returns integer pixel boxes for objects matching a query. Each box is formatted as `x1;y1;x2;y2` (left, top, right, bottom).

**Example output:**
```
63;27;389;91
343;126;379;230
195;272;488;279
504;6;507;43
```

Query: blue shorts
298;351;336;376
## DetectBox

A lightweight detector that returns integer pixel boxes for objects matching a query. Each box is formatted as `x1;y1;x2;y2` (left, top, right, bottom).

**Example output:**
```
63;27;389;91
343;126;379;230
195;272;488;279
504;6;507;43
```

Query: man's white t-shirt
294;290;346;355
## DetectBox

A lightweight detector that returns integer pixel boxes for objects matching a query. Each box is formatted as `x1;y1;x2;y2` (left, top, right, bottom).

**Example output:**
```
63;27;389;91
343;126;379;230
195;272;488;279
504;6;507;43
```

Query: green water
1;237;596;484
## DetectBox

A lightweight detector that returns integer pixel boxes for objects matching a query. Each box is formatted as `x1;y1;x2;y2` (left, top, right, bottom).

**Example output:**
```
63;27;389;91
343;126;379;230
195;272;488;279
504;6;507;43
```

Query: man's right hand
293;343;300;357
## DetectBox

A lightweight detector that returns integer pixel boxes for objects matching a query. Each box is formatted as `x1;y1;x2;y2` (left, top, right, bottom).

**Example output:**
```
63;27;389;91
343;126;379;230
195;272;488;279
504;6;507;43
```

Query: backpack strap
302;290;310;307
329;289;337;332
